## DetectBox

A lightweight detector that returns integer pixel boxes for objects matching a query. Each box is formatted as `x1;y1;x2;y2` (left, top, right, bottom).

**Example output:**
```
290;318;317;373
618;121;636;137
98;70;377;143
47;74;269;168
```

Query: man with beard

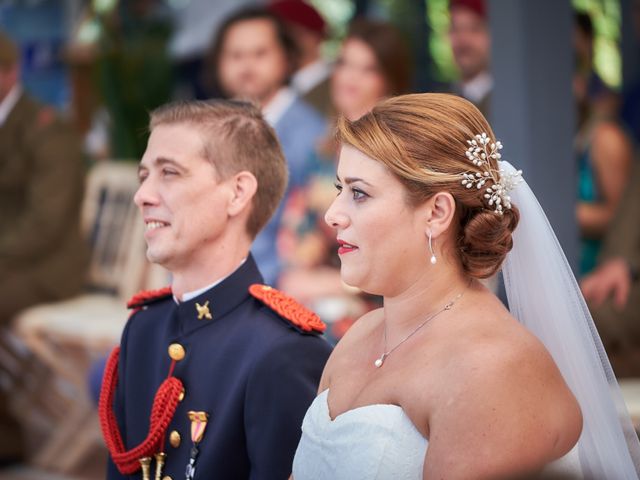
208;7;327;286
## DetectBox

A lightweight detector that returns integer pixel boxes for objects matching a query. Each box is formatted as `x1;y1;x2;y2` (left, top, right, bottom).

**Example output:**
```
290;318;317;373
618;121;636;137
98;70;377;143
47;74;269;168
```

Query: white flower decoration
460;133;522;215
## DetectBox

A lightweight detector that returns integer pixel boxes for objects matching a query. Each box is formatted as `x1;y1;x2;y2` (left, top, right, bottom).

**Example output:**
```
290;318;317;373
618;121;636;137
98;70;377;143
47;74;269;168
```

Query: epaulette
249;284;326;334
126;286;172;309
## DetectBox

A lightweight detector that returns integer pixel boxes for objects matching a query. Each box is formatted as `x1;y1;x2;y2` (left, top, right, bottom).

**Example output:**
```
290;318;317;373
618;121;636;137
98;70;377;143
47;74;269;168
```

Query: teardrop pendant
374;354;386;368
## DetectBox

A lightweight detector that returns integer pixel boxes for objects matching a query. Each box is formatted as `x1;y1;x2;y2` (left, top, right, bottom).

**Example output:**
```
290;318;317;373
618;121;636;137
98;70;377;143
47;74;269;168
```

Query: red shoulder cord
98;347;184;475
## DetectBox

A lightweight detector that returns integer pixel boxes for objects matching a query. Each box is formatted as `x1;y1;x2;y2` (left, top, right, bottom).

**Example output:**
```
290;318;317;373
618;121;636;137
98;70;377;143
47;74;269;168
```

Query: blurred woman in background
574;12;633;275
278;19;412;342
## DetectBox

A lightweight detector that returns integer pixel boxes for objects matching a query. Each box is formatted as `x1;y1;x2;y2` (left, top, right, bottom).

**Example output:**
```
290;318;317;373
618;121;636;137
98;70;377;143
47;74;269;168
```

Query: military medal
185;411;209;480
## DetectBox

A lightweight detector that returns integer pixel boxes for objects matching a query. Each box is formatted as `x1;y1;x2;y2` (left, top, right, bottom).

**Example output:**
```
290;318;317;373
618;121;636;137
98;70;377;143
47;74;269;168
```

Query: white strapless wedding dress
292;389;583;479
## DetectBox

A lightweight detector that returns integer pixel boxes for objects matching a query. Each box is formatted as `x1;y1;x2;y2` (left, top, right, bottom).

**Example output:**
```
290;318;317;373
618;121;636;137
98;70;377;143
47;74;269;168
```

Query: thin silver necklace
374;287;468;368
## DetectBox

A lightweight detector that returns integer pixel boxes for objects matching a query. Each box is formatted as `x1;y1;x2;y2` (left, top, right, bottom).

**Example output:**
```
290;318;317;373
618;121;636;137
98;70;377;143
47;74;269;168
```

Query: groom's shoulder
248;284;327;336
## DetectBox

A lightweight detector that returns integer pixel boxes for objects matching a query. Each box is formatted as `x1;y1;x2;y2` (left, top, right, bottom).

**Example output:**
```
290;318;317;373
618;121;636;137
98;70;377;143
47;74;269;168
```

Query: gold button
168;343;185;361
178;389;185;402
169;430;181;448
162;477;172;480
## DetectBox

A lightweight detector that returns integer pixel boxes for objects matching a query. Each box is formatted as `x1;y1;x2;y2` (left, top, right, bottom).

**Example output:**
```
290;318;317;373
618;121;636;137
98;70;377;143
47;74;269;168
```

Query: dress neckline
321;388;405;423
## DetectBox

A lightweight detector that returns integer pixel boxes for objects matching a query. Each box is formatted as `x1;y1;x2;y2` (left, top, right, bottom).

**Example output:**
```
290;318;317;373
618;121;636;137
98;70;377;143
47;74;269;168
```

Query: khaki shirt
0;92;88;299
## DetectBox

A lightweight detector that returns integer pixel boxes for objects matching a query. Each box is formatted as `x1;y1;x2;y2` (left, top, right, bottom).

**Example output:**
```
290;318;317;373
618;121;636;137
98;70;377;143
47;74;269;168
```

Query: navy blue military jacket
107;255;332;479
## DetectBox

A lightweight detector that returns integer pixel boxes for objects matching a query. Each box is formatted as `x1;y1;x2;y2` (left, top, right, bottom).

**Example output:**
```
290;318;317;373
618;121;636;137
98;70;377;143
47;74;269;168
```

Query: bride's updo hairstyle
337;93;519;279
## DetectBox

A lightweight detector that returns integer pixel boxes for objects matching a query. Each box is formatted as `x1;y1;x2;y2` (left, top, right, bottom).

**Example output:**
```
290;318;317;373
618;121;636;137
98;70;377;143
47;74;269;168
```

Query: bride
291;93;640;479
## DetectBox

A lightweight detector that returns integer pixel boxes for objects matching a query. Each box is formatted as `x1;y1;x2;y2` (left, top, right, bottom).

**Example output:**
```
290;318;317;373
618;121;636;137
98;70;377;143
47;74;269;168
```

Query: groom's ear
226;170;258;218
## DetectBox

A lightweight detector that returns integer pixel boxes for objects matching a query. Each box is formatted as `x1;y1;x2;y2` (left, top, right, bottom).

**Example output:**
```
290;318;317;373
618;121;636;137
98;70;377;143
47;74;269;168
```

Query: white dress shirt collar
0;85;23;127
461;71;493;104
262;86;297;127
174;258;247;303
292;59;331;95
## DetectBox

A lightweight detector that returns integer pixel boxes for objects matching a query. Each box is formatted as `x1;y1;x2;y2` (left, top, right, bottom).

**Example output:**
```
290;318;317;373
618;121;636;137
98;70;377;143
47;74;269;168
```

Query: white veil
500;160;640;479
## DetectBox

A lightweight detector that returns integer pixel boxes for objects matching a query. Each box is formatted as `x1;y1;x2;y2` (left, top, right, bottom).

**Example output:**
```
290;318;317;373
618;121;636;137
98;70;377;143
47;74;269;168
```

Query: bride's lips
337;239;358;255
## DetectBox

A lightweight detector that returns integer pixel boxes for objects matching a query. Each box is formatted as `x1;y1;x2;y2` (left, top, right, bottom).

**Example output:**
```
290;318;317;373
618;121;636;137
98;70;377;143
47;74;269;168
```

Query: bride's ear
423;191;456;238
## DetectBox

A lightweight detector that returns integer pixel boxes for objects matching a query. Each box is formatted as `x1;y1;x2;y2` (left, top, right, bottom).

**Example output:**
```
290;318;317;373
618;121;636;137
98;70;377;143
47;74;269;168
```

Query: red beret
450;0;486;19
269;0;327;37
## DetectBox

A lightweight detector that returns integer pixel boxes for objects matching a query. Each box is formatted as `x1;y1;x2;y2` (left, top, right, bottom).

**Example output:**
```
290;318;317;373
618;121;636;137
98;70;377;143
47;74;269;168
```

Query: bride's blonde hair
337;93;519;279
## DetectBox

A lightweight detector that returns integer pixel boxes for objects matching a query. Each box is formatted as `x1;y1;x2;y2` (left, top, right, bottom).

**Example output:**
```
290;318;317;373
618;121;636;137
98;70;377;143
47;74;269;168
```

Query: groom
100;100;331;479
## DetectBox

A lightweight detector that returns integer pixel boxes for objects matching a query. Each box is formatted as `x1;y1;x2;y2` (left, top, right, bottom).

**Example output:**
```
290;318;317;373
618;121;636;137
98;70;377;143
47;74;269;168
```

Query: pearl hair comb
460;133;522;215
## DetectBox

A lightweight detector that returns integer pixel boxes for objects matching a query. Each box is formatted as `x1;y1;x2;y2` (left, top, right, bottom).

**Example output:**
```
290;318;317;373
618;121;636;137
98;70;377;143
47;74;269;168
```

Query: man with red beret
448;0;492;117
269;0;333;118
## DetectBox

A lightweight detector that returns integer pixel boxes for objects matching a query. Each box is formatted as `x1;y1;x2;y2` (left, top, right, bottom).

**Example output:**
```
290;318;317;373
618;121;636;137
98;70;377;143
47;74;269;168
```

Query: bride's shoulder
449;294;553;369
449;308;571;398
426;311;582;474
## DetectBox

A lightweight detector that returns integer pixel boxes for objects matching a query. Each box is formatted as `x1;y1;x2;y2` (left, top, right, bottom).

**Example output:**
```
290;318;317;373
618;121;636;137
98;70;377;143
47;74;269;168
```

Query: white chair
10;161;168;473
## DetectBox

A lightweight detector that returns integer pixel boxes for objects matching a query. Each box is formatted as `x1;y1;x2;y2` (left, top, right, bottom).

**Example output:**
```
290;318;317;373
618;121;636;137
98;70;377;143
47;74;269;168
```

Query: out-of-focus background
0;0;639;478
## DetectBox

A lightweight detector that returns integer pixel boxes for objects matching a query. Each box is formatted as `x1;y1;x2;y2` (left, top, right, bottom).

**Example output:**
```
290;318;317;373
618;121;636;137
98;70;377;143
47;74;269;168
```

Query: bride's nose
325;197;349;229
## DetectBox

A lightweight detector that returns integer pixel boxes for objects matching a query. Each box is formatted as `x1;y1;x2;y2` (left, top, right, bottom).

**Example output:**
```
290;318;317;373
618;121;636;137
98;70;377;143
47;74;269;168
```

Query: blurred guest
0;31;88;463
279;19;411;342
574;13;633;275
170;0;260;100
331;19;411;121
269;0;332;118
208;6;326;285
581;164;640;377
448;0;492;117
583;258;636;311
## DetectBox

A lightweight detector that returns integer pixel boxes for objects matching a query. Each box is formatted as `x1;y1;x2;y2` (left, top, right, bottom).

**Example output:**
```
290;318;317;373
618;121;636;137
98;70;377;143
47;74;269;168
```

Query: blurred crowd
1;0;640;472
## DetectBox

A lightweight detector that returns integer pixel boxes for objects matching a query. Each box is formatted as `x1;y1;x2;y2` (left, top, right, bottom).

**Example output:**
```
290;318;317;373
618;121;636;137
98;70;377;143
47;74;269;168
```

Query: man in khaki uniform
0;31;88;461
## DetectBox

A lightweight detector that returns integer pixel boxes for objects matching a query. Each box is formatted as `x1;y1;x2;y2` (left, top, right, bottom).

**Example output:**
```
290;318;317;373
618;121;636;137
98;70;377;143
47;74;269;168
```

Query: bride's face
325;145;430;296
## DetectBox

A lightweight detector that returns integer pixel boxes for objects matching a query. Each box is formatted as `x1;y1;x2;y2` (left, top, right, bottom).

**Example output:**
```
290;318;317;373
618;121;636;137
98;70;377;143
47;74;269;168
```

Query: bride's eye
334;182;343;195
352;188;368;201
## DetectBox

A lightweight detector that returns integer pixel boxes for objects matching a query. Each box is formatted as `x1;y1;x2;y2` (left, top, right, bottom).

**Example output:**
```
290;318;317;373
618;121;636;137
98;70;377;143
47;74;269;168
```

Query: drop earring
428;230;437;265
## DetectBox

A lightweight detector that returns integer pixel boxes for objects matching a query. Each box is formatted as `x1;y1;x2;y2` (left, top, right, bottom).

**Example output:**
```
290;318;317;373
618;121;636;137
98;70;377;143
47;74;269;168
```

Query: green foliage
427;0;457;82
310;0;355;59
573;0;622;89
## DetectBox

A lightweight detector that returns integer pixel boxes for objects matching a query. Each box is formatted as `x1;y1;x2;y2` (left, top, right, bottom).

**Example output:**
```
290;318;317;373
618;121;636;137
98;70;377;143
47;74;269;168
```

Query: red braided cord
99;347;184;475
